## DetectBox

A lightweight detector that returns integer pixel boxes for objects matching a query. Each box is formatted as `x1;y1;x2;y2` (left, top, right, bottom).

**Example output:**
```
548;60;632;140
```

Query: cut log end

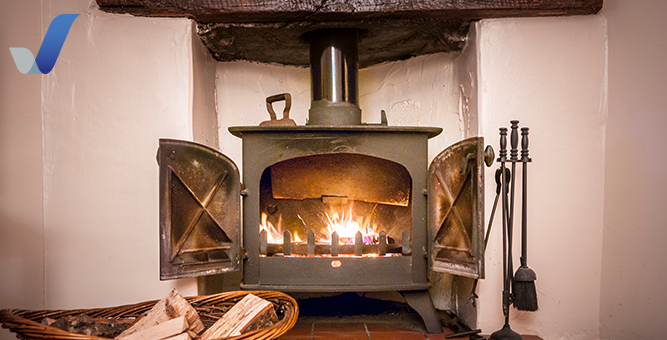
200;294;277;340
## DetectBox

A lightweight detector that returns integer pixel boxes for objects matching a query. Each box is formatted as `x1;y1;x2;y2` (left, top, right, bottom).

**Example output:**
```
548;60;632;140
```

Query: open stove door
429;137;488;279
157;139;241;280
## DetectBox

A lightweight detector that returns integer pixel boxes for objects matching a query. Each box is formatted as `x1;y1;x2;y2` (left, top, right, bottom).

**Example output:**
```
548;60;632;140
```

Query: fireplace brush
513;127;538;312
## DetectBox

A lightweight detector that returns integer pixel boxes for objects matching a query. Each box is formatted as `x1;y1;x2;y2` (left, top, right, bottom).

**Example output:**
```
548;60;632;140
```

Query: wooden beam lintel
95;0;603;23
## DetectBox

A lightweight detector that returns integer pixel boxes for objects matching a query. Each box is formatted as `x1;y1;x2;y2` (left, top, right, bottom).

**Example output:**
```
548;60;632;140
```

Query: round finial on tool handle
498;127;507;162
510;120;519;161
521;127;531;162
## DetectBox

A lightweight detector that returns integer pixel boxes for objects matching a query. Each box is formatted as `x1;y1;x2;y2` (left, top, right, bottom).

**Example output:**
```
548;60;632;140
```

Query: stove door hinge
422;188;428;196
240;247;247;260
240;183;248;197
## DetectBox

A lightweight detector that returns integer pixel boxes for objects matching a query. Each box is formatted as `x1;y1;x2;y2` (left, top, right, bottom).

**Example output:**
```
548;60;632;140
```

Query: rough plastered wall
215;52;471;178
215;61;310;172
600;1;667;339
0;2;44;340
40;0;199;309
0;3;208;336
476;16;607;339
191;21;219;149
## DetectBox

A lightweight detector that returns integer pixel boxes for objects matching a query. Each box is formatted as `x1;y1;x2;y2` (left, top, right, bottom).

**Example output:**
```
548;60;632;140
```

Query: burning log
263;243;408;256
259;221;411;257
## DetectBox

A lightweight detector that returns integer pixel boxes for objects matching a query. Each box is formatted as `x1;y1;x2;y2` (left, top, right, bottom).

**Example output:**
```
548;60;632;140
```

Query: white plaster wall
600;1;667;339
0;2;44;340
40;0;198;309
215;53;469;174
216;61;311;173
0;3;202;334
359;53;471;161
191;22;219;149
476;17;607;340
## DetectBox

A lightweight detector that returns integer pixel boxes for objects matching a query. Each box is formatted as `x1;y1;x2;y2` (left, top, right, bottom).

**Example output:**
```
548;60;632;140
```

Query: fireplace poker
486;167;511;255
470;167;510;305
513;127;538;311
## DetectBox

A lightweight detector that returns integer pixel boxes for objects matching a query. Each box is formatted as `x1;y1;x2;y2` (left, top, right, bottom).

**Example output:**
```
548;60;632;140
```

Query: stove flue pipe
307;29;361;126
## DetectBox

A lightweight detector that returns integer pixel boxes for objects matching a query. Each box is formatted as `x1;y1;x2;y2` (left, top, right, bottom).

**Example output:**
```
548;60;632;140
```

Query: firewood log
118;316;188;340
116;289;204;339
200;294;277;340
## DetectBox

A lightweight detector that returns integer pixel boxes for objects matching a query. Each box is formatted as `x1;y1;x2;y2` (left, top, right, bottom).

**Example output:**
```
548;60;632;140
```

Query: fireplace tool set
487;120;538;340
446;120;538;340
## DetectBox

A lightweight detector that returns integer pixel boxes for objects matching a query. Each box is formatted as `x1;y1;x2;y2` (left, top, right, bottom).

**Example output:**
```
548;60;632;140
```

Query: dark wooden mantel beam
95;0;602;67
96;0;602;23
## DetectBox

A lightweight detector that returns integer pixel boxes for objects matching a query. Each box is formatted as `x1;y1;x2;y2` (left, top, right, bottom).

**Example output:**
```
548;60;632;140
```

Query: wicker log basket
0;291;298;340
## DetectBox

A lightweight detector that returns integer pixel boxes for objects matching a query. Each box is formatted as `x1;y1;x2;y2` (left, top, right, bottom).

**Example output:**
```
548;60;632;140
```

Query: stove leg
401;290;443;333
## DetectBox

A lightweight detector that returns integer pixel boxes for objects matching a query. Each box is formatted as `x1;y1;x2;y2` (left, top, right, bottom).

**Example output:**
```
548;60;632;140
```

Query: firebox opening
258;153;413;258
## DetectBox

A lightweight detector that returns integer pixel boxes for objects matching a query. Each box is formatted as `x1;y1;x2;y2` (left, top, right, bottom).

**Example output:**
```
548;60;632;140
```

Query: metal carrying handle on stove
266;93;292;121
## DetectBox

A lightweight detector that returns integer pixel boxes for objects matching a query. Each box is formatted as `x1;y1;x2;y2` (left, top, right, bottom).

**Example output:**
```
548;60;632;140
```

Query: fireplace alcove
117;0;602;332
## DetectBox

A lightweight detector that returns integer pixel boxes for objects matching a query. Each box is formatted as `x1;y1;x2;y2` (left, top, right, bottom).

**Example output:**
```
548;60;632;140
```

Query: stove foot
400;290;444;333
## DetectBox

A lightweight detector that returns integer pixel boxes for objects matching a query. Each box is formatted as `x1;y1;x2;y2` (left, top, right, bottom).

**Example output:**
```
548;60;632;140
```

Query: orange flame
319;206;379;245
259;212;302;244
259;203;378;246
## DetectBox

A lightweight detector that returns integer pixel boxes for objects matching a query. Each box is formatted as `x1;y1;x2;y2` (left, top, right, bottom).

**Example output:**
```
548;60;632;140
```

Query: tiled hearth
280;293;542;340
280;319;543;340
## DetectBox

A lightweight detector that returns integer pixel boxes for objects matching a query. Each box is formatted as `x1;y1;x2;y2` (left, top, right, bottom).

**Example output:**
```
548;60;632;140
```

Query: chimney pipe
307;29;361;126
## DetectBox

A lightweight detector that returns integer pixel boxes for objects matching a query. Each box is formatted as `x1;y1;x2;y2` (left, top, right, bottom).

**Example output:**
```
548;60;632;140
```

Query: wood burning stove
156;29;493;333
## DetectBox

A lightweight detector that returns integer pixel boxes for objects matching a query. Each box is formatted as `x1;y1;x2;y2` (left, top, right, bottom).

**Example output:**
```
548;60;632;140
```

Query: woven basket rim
0;291;298;340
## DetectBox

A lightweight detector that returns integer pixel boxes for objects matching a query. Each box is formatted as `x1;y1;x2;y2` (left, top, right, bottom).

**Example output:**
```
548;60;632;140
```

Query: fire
320;208;378;245
259;212;302;244
259;203;380;247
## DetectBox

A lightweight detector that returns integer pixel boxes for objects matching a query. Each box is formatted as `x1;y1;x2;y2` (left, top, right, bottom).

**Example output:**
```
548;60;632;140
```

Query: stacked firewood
44;290;278;340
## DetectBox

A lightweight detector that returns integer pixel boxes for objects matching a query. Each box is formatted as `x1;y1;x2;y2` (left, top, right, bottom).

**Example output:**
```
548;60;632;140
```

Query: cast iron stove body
233;125;439;291
157;29;491;333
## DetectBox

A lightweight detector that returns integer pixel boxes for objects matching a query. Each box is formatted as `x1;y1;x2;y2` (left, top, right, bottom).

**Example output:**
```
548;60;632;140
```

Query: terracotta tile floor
280;321;540;340
280;293;542;340
279;320;543;340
